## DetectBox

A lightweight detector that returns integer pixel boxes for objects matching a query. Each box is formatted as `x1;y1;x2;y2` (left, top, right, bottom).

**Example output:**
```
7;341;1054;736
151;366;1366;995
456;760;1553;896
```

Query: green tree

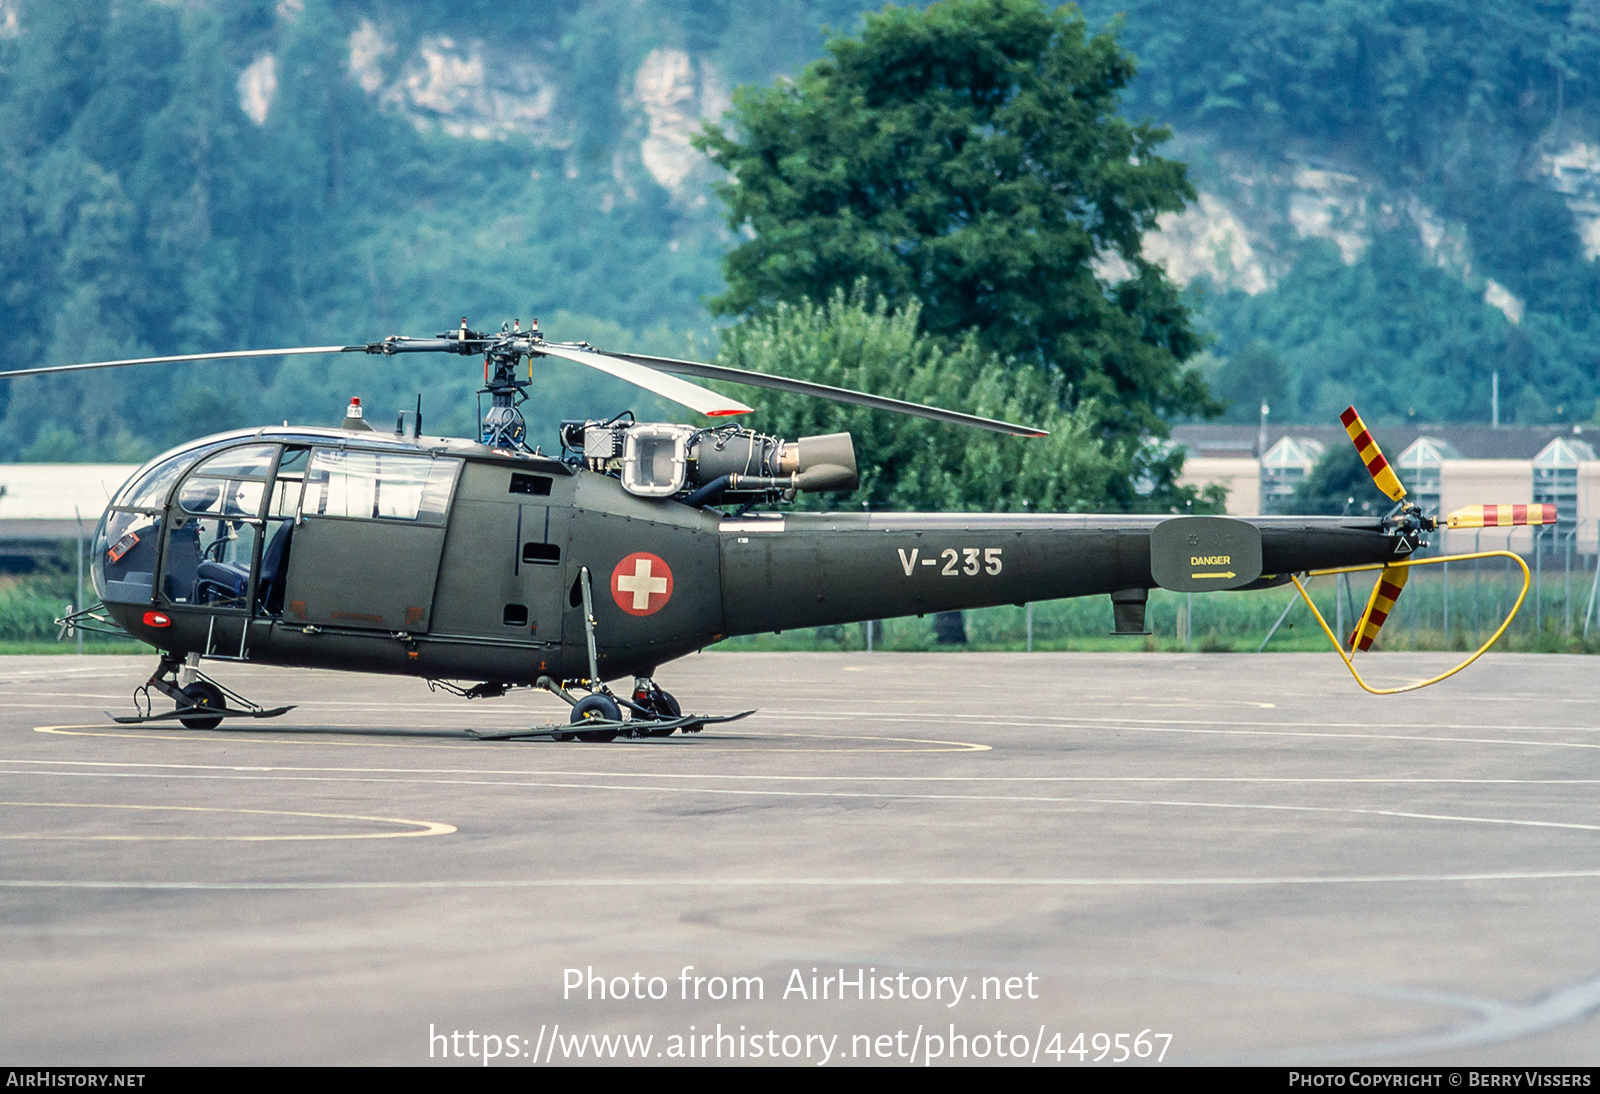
696;0;1212;504
717;289;1125;513
1288;443;1389;517
1209;339;1287;424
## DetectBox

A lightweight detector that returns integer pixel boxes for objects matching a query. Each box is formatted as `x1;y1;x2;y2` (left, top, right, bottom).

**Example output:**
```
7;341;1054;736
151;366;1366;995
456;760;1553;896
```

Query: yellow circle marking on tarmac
31;725;989;753
752;732;987;752
0;800;455;840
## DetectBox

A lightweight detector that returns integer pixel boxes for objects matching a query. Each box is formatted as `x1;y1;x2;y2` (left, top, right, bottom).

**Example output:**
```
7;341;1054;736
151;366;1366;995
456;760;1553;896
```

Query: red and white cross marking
611;552;674;616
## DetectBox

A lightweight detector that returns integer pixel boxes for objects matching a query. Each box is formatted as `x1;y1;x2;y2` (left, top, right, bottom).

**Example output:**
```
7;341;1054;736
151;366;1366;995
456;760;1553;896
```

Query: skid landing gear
111;654;296;727
468;675;754;742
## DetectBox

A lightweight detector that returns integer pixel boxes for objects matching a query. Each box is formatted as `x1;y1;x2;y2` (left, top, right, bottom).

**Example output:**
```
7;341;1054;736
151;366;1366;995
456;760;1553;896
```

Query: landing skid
470;710;755;742
110;705;296;726
115;653;292;729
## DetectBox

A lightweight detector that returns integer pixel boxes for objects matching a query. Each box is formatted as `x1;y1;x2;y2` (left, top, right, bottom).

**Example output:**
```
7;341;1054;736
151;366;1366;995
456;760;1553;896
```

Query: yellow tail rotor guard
1289;550;1532;696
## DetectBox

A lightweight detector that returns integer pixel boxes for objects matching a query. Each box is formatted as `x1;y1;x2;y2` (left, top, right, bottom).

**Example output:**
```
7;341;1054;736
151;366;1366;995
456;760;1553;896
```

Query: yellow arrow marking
1190;571;1237;580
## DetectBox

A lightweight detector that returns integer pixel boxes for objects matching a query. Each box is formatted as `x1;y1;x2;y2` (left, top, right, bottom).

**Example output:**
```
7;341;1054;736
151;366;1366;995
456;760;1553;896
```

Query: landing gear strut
630;677;682;737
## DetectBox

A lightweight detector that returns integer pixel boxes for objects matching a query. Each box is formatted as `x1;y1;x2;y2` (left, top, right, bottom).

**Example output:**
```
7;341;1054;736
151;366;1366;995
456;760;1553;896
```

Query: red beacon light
142;611;171;628
340;396;374;432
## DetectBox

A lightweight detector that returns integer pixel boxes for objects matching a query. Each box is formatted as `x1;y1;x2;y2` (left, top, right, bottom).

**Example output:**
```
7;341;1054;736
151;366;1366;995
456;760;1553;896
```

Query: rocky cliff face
222;3;1598;335
231;11;730;211
349;23;562;144
1538;139;1600;257
1134;140;1600;327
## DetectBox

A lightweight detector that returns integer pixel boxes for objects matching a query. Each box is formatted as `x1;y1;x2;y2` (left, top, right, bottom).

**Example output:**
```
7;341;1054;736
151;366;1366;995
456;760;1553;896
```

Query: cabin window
301;450;460;525
268;447;311;519
509;473;552;496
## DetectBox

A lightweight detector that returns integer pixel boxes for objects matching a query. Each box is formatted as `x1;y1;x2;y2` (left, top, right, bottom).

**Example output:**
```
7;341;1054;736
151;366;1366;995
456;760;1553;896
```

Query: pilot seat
194;521;292;611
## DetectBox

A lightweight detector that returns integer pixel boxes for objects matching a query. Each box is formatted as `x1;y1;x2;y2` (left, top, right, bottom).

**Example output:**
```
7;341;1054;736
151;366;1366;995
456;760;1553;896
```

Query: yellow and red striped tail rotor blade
1348;565;1410;652
1445;503;1558;529
1339;406;1407;502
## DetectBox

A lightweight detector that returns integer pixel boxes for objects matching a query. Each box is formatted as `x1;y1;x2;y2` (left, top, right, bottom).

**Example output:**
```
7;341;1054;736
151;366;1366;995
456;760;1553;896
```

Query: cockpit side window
268;446;310;520
159;443;280;610
176;443;276;520
179;478;267;519
162;514;260;609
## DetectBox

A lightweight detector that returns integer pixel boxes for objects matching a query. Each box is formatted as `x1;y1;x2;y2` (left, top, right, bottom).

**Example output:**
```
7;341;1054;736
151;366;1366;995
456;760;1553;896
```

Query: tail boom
719;512;1409;637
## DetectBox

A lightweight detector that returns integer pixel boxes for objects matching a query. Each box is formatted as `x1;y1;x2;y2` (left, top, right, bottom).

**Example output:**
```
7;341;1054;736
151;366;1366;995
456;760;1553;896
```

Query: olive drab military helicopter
6;318;1548;740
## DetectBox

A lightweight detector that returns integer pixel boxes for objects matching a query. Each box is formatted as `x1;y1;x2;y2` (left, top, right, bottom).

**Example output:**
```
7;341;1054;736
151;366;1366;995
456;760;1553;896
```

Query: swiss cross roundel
611;552;674;616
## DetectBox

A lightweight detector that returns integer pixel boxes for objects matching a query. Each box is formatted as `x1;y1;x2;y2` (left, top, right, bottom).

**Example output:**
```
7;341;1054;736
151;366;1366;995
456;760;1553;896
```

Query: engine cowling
559;421;859;502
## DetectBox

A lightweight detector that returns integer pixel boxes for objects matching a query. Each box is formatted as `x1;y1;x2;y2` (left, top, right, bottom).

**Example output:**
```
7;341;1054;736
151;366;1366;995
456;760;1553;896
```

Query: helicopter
9;318;1551;740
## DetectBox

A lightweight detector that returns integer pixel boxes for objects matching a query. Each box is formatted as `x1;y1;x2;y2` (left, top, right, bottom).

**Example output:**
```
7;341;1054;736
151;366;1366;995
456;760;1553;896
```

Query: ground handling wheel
177;681;226;730
568;693;621;742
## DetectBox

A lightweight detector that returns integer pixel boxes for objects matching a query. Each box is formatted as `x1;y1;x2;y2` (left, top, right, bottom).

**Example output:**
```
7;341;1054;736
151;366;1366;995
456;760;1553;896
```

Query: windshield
112;438;238;510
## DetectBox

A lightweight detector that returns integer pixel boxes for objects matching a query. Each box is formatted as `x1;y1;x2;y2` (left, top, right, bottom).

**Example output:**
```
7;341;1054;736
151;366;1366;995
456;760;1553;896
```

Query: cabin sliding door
279;448;461;632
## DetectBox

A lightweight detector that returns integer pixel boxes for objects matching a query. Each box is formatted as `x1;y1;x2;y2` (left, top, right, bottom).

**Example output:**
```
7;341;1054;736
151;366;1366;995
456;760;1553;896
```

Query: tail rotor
1445;504;1556;530
1339;405;1407;503
1336;406;1415;650
1330;405;1551;658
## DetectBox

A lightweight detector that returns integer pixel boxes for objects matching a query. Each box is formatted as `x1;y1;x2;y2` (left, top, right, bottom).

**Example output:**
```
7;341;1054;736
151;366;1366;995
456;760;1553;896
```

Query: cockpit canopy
92;432;462;611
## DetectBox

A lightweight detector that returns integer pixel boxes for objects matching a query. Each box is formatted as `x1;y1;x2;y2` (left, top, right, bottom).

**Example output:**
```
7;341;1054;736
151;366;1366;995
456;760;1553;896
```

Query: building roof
1170;423;1590;461
1261;435;1325;471
0;464;139;523
1398;436;1463;465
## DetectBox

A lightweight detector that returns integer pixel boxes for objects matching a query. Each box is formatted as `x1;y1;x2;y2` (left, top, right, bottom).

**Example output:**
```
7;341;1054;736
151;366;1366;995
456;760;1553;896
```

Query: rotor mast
358;316;541;449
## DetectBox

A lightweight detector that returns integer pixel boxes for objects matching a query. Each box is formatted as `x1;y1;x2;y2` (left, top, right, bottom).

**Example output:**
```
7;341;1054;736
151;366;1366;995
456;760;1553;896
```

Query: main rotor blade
534;344;754;418
602;350;1049;437
0;345;360;381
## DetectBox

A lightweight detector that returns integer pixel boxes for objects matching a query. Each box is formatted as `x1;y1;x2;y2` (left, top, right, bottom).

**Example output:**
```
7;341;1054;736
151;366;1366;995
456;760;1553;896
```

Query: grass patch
711;565;1600;653
0;558;1589;658
0;572;146;651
